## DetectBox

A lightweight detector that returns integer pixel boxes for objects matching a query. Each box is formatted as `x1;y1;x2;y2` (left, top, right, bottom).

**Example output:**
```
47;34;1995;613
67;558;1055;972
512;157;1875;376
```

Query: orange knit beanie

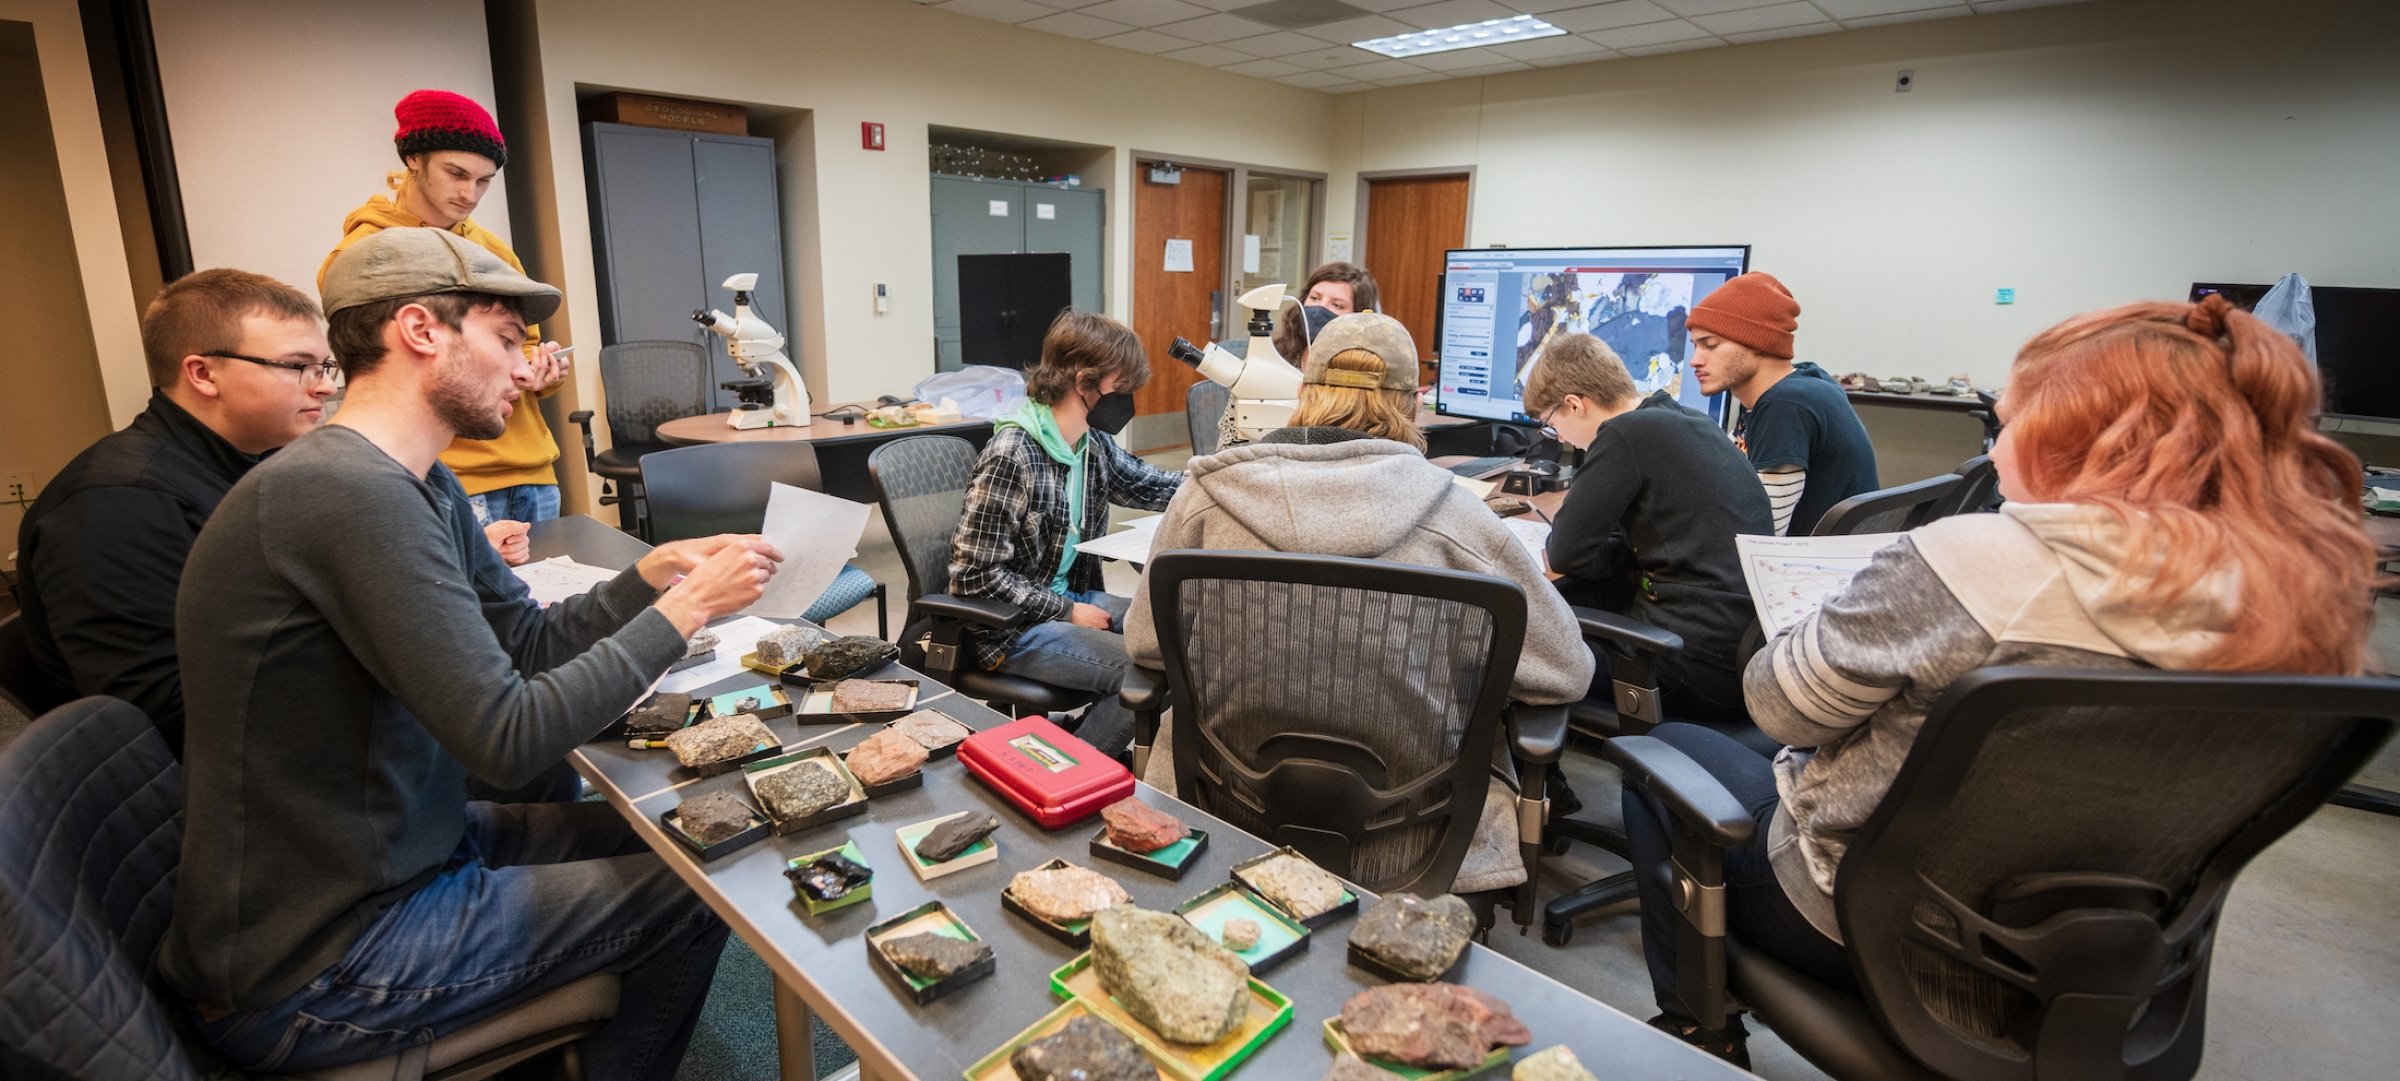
1687;272;1801;360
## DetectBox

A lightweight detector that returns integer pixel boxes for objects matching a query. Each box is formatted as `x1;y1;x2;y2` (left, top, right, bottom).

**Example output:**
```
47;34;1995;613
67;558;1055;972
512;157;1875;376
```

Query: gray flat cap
321;227;561;324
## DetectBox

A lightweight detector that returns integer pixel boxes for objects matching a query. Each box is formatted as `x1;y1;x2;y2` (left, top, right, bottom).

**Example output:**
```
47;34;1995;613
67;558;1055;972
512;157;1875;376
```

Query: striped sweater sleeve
1760;467;1806;536
1744;536;1994;748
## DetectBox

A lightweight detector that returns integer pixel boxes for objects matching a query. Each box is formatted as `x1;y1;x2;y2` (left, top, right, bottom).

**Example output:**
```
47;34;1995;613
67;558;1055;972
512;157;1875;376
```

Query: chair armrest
1599;735;1755;848
914;593;1023;630
566;410;599;472
1505;701;1568;765
1573;605;1684;658
1120;664;1164;713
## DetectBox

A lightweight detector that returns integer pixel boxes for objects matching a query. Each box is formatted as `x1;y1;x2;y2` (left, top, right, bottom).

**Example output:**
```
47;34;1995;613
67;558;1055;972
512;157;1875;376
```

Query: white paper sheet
1164;238;1194;273
1077;514;1165;563
745;483;873;619
656;615;786;694
1502;517;1551;568
510;555;619;606
1241;234;1262;274
1452;474;1496;498
1735;532;1907;639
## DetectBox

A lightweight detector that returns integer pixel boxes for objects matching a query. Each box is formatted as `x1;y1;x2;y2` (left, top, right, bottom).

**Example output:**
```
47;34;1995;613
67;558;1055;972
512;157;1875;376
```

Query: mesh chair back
1187;380;1231;457
640;442;824;543
1147;550;1526;896
867;435;981;604
1812;474;1965;536
1835;667;2396;1081
599;341;711;447
1933;455;2001;519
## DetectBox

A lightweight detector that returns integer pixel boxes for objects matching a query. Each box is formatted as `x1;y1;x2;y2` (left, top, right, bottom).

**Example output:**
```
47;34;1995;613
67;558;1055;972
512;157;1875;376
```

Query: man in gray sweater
161;228;782;1080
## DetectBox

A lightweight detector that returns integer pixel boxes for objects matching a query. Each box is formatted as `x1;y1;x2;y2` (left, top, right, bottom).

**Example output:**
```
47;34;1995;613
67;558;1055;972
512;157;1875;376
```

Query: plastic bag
912;365;1025;420
2252;272;2316;363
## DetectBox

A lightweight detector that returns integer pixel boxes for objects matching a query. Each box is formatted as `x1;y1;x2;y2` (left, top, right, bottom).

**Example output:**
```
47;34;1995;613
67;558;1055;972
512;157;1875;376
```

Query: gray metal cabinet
586;122;788;411
931;176;1102;371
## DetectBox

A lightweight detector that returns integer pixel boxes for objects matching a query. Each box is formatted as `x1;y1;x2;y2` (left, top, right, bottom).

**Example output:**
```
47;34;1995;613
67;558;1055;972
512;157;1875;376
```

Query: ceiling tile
934;0;1057;23
1078;0;1215;27
1285;43;1384;65
1724;20;1840;41
1295;14;1417;42
1325;57;1437;79
1387;0;1520;30
1582;17;1709;47
1094;27;1204;51
1688;2;1828;34
1152;12;1280;40
1967;0;2093;11
1159;42;1258;63
1375;72;1453;85
1503;0;1624;10
1325;81;1384;92
1217;30;1337;55
1539;1;1677;33
1810;0;1962;18
1275;69;1361;87
1174;0;1276;8
1221;54;1310;74
1652;0;1789;16
1841;7;1970;26
1405;43;1534;68
1490;32;1613;60
1333;0;1444;11
1446;58;1537;74
1528;46;1623;65
1022;10;1139;35
1619;35;1720;54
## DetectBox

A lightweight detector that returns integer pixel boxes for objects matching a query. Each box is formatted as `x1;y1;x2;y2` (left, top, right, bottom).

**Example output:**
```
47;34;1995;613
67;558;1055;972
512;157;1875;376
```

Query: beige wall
1330;0;2400;391
148;0;511;300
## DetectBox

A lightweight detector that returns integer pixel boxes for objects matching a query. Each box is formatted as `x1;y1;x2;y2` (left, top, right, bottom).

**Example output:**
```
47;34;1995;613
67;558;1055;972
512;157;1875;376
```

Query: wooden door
1132;162;1226;420
1363;174;1469;386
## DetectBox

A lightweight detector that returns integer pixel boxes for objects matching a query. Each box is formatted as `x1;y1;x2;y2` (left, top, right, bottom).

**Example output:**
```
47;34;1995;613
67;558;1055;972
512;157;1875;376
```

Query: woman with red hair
1624;294;2378;1066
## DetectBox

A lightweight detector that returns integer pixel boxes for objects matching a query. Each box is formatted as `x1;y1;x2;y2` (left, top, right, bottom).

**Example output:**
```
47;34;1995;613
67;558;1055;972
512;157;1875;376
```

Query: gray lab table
530;515;1752;1081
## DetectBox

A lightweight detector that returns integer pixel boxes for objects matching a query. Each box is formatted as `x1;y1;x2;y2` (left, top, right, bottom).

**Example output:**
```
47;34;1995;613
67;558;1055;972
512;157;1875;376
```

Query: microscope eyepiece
1168;337;1205;367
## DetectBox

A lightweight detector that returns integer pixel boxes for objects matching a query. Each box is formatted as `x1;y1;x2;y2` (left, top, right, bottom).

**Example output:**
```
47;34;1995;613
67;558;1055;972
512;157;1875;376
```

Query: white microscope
693;273;812;430
1168;283;1304;440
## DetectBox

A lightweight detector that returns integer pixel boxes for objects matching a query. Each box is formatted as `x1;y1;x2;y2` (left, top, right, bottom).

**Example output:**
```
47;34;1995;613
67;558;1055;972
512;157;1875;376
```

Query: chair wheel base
1542;919;1573;946
1538;871;1641;950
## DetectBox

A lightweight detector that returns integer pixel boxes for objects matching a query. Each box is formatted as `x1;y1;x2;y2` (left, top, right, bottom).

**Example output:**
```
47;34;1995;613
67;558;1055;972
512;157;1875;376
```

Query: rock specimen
754;624;816;667
1008;865;1131;924
1009;1015;1152;1081
672;790;755;845
1352;893;1475;980
844;728;928;787
1321;1054;1393;1081
1090;905;1250;1045
1220;917;1261;952
1243;854;1348;920
831;679;914;714
805;635;898;680
754;760;853;821
1101;797;1187;853
625;692;693;736
1339;984;1529;1070
1513;1045;1598;1081
787;850;872;902
915;813;1002;862
890;710;973;753
664;713;777;768
880;932;990;981
684;629;720;658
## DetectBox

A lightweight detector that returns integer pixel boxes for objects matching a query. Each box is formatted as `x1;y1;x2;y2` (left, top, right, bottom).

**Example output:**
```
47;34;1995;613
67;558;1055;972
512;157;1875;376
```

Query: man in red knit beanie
1688;272;1877;535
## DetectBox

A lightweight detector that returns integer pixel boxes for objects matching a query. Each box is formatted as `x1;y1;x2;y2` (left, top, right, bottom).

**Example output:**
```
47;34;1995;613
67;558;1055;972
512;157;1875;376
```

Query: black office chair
1966;389;2003;452
1931;455;2002;519
1187;379;1231;456
1608;666;2397;1081
566;341;711;539
639;442;886;637
0;698;620;1081
1812;473;1966;536
1138;549;1566;930
865;435;1099;719
0;611;69;718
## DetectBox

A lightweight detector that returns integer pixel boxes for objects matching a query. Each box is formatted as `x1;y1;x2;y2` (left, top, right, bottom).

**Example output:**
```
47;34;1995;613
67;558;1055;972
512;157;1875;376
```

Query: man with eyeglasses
14;268;335;752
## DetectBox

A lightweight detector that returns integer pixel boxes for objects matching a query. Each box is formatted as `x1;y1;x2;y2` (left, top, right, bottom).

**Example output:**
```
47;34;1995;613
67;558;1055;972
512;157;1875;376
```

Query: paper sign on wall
989;200;1009;217
1327;234;1353;261
1242;235;1261;274
1164;238;1194;273
1036;203;1056;220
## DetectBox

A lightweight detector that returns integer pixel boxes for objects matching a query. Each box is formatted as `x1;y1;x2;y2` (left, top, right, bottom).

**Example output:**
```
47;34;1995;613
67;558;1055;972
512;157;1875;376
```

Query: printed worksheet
1077;514;1165;563
1736;533;1907;639
510;555;619;606
1503;516;1552;568
747;483;873;619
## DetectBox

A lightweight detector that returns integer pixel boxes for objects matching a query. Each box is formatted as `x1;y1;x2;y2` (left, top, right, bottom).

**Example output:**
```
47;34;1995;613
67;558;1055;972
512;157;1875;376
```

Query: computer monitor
2191;282;2400;422
1435;244;1751;426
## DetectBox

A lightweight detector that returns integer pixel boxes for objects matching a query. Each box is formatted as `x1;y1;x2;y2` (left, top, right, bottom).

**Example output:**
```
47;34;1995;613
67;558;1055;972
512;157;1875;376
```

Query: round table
653;410;988;447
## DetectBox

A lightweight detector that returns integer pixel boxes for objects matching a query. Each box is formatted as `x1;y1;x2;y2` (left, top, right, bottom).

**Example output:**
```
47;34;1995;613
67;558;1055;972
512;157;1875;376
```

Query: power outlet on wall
3;471;35;505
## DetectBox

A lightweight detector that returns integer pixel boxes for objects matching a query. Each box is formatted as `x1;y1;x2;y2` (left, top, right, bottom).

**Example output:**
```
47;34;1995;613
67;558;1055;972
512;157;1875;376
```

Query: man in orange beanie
1688;272;1876;535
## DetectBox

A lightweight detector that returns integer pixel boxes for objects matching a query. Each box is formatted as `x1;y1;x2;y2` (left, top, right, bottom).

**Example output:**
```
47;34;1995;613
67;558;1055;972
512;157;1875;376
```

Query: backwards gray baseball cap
320;227;561;323
1303;311;1418;392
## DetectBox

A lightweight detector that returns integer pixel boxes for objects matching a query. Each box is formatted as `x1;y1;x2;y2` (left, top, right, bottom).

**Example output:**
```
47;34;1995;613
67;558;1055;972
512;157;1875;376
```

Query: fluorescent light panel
1353;14;1565;58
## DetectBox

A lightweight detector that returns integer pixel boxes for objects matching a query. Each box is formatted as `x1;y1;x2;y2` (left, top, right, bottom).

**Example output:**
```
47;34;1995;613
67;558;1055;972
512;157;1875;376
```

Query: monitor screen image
1436;244;1751;426
2191;281;2400;423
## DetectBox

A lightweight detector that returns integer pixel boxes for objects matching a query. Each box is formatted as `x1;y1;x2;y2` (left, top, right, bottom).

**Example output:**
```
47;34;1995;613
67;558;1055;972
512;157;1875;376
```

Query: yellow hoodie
319;191;561;495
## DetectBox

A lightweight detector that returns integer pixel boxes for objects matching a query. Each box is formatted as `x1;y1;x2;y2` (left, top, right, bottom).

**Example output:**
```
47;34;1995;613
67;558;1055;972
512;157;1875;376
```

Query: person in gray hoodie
1625;294;2380;1067
1127;312;1593;895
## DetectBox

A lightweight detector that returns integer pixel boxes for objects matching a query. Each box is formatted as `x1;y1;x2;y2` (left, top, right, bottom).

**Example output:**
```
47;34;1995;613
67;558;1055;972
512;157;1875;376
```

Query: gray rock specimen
804;635;898;680
844;728;928;787
684;629;720;658
1513;1045;1598;1081
1009;1015;1152;1081
1090;905;1250;1046
1352;893;1474;980
1243;854;1347;920
1321;1054;1393;1081
1339;983;1529;1070
754;760;852;821
1101;797;1186;853
664;713;778;768
673;790;754;845
625;692;693;736
889;710;973;752
1220;917;1261;952
831;679;914;714
1008;865;1130;924
914;813;1001;863
754;624;816;667
879;932;990;981
787;850;872;902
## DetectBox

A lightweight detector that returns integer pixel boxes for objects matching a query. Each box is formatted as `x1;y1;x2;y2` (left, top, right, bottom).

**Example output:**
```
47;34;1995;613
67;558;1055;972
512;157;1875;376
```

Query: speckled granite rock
1352;893;1474;980
1008;865;1129;924
672;790;754;845
1243;854;1347;920
831;679;914;714
843;729;927;786
684;629;720;658
1009;1015;1151;1081
1090;905;1249;1045
663;713;777;768
1101;797;1186;853
880;932;989;981
804;635;897;680
1513;1045;1598;1081
754;761;852;820
889;710;973;752
754;625;816;667
1339;983;1529;1070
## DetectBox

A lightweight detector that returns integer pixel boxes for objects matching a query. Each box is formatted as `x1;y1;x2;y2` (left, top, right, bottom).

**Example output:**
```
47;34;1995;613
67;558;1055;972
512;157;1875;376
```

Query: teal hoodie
993;401;1087;593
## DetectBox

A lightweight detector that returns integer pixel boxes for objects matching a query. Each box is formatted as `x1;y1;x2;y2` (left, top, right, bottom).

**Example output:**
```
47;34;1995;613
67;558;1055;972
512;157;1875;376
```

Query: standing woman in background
1216;261;1380;450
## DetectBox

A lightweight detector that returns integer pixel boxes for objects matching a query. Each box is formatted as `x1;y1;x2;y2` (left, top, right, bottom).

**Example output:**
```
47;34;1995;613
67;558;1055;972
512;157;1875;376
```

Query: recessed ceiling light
1355;14;1564;58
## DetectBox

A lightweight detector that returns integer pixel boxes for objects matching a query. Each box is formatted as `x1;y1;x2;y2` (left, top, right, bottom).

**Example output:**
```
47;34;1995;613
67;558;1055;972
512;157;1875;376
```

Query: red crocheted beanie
393;89;506;169
1686;272;1802;360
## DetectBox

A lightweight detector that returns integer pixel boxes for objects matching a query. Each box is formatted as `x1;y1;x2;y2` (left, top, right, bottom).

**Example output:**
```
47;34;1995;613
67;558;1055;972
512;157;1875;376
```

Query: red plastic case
958;715;1134;829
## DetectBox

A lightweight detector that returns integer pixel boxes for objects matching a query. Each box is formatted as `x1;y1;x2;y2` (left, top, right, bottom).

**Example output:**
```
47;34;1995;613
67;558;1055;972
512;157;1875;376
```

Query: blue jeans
467;483;562;526
1004;589;1136;756
195;800;728;1080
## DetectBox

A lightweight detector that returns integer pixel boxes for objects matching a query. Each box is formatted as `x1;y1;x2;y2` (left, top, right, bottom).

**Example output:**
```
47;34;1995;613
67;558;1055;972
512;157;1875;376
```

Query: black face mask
1087;390;1137;436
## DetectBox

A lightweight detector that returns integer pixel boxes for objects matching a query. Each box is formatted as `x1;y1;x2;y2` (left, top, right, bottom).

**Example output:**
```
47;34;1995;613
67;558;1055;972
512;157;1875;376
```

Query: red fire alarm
861;122;885;151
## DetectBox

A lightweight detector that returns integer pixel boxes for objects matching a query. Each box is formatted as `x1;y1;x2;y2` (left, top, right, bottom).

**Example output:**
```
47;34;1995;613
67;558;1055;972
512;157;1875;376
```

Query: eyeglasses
1535;404;1563;442
204;351;343;388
